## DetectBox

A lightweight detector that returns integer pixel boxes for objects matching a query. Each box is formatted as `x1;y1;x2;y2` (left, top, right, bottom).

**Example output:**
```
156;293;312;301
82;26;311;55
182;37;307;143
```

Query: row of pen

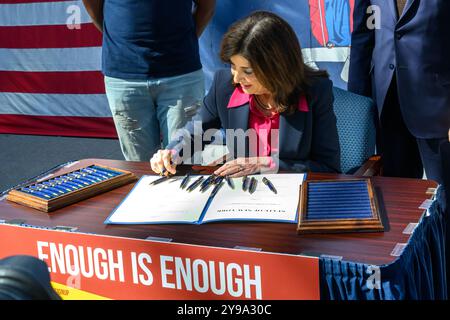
149;173;277;195
18;165;122;200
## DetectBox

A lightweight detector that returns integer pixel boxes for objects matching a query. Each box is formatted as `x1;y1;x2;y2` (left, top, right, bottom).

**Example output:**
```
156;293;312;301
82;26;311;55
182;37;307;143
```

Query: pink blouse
227;86;309;157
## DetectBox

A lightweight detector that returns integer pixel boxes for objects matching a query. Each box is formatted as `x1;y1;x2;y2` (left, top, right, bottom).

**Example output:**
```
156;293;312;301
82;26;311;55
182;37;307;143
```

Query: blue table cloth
320;187;448;300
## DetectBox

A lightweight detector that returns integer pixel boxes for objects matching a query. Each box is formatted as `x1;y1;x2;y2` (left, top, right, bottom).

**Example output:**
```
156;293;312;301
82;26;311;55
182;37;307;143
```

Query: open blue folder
105;173;306;225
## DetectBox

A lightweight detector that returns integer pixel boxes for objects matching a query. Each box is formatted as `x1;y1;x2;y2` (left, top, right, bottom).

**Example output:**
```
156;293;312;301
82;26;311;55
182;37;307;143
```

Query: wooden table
0;158;437;266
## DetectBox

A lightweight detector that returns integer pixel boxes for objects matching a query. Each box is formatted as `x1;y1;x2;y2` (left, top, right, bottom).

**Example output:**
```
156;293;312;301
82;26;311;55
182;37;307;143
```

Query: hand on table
213;157;275;178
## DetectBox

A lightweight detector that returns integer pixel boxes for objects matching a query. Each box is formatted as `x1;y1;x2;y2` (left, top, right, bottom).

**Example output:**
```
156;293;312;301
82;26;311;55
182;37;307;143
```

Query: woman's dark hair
220;11;329;114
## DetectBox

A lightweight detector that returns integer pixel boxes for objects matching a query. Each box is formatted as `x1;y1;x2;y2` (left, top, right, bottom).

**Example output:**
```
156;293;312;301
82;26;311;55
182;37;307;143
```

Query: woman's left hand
214;157;275;178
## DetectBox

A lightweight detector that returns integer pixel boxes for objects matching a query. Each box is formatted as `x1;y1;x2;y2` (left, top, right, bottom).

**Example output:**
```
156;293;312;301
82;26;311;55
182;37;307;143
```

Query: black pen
149;175;169;186
225;176;235;189
186;176;204;192
213;176;224;185
209;180;224;198
179;172;191;189
212;174;223;184
242;176;249;192
199;174;216;192
249;177;257;194
262;177;277;194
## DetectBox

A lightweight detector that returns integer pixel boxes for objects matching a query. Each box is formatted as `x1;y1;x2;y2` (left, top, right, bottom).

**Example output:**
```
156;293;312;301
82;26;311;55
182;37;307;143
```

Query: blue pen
242;176;250;192
28;184;58;197
72;172;98;184
90;166;116;177
30;190;53;199
34;191;53;199
66;175;89;187
200;174;216;192
21;187;51;199
81;168;109;180
212;175;223;185
66;173;91;185
262;177;277;194
27;185;56;198
60;178;83;190
80;172;102;183
179;173;191;189
39;182;66;194
50;177;76;190
225;176;235;189
149;175;169;186
48;183;71;194
43;180;67;189
52;177;80;190
78;169;102;179
186;176;204;192
41;181;61;190
209;180;224;198
79;169;105;181
249;177;257;194
90;166;121;177
87;171;107;181
20;187;34;195
213;176;224;185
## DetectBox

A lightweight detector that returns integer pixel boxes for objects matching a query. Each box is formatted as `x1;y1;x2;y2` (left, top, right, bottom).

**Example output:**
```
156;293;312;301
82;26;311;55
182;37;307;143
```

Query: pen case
6;164;137;212
297;178;384;234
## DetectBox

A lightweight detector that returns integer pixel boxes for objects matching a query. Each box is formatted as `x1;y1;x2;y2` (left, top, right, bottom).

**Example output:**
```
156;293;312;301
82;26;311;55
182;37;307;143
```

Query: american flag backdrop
0;0;354;138
0;0;114;137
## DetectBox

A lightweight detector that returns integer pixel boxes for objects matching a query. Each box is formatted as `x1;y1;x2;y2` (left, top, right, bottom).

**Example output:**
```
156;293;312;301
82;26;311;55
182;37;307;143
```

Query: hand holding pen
150;149;178;176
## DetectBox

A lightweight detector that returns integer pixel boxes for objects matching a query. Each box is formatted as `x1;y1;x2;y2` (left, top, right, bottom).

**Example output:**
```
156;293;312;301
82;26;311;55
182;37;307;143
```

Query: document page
202;173;305;223
105;175;211;224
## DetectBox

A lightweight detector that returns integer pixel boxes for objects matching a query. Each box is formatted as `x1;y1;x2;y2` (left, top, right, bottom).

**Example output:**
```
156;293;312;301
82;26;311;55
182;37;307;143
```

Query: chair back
332;87;377;174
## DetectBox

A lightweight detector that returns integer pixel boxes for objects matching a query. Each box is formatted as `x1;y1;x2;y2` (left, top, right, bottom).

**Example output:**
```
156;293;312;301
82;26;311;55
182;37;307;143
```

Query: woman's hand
213;157;275;178
150;150;177;176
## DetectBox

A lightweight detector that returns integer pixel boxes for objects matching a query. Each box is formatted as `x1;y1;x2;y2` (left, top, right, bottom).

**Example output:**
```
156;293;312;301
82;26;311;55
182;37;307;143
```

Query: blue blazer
348;0;450;139
169;69;341;173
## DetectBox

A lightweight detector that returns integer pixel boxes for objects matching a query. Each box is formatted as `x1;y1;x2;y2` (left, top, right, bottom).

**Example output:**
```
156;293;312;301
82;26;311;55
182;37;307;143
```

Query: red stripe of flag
0;24;102;49
0;114;117;138
0;71;105;94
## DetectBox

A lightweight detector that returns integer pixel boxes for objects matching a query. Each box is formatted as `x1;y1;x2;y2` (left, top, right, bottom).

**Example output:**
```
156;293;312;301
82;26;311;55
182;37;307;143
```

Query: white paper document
203;174;304;223
105;173;305;225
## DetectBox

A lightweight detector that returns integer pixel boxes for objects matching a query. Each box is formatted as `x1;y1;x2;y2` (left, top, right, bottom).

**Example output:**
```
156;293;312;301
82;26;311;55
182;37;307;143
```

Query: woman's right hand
150;149;177;176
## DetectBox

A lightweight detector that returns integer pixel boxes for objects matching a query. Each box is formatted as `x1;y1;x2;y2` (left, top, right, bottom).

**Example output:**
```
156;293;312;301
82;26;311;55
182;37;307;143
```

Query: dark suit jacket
169;69;341;173
348;0;450;139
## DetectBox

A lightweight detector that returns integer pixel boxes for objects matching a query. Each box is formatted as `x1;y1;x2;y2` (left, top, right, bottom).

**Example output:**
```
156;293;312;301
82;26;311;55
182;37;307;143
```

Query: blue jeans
104;69;205;161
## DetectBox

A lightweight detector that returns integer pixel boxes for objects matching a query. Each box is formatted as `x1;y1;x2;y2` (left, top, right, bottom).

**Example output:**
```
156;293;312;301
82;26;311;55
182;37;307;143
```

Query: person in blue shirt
82;0;215;161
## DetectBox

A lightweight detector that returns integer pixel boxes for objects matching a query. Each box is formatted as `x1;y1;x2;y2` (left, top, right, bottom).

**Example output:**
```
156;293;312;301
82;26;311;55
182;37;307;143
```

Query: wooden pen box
297;178;384;234
6;164;137;213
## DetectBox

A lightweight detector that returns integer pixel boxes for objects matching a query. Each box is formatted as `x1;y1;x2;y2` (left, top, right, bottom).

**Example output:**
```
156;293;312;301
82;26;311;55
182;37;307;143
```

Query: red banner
0;224;319;300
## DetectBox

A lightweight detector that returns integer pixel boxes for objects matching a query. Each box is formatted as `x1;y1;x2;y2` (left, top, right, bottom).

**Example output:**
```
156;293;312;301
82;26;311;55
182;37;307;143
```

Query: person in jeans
82;0;215;161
